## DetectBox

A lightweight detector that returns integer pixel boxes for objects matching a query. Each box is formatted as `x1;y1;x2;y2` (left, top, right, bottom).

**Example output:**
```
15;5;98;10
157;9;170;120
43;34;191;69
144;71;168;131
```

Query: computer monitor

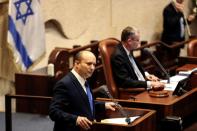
172;77;190;96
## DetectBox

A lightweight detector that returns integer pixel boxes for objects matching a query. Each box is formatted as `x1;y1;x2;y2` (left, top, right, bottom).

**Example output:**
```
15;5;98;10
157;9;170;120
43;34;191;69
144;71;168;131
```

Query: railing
5;94;52;131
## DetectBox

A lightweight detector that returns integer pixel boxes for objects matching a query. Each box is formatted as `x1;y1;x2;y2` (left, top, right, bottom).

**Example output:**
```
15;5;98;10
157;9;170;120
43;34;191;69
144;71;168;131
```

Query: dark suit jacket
49;72;105;131
111;43;147;88
161;2;185;44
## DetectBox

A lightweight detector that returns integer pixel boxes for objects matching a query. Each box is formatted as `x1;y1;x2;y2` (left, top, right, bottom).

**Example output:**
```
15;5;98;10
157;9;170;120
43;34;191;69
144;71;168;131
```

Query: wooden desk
176;64;197;72
97;88;197;128
131;88;197;119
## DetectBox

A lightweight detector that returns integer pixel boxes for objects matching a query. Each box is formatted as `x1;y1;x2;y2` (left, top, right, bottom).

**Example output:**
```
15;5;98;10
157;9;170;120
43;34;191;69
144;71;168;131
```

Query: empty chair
187;39;197;57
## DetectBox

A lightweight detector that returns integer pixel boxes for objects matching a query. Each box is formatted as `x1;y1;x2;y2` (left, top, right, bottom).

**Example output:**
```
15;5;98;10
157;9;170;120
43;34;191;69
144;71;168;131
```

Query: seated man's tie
129;54;145;81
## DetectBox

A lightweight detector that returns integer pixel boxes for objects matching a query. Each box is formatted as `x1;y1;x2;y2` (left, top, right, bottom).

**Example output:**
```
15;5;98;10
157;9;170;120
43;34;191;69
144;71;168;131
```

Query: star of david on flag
7;0;45;71
14;0;34;24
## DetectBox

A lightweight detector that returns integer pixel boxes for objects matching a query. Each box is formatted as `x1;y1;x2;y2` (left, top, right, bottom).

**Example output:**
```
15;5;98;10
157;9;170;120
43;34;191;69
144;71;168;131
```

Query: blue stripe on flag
8;15;33;68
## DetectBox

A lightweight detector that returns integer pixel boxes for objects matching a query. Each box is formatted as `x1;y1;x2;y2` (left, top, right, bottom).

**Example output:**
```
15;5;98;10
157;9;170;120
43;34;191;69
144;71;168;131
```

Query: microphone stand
102;86;131;124
143;49;170;83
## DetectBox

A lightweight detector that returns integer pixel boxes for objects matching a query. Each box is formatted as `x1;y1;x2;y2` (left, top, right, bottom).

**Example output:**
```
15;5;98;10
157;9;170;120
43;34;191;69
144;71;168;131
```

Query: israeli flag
7;0;45;71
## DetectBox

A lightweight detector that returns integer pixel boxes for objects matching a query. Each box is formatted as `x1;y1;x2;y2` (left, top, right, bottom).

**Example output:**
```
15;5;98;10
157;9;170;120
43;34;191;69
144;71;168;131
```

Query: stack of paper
179;67;197;76
161;67;197;91
164;82;179;91
161;75;187;91
169;75;188;82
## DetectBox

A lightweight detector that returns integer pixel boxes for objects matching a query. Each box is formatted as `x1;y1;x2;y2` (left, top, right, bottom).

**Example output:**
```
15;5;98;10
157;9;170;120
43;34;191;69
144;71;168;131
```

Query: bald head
74;51;95;62
74;51;96;79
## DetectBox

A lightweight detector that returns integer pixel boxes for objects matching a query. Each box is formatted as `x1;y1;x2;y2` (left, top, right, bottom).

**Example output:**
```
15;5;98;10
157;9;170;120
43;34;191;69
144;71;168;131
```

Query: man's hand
174;2;184;12
188;14;196;22
151;81;165;91
146;74;159;81
105;102;116;111
76;116;92;130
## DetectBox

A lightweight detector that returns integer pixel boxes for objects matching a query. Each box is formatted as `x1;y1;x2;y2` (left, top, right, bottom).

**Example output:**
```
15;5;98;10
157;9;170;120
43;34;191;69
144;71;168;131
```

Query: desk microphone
100;85;131;124
143;49;170;83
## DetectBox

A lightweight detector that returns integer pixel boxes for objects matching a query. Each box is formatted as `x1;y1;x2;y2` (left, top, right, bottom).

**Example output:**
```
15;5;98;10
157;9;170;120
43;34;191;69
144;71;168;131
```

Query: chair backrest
99;38;120;98
187;39;197;57
48;41;99;81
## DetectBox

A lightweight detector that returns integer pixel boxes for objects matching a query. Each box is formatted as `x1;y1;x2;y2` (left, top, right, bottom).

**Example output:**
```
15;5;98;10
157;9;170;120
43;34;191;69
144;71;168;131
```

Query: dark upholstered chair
187;39;197;57
98;38;145;99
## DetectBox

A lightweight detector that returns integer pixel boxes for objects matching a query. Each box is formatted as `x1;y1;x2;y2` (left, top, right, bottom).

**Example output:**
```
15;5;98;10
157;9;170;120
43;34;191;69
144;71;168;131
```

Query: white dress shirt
71;69;87;93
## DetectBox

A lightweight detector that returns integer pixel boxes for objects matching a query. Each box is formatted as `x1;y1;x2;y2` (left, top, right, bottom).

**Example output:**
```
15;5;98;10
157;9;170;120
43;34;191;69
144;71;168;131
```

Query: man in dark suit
49;51;115;131
160;0;196;61
161;0;195;44
111;26;164;90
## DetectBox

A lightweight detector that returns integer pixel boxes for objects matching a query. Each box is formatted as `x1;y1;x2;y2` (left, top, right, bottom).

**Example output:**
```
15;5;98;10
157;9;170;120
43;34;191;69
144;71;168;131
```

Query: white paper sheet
178;67;197;76
161;75;187;91
101;116;140;125
164;82;179;91
169;75;187;82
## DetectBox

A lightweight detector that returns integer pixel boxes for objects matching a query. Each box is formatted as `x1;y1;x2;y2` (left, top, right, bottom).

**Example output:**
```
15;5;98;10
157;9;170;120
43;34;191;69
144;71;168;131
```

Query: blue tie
85;81;93;115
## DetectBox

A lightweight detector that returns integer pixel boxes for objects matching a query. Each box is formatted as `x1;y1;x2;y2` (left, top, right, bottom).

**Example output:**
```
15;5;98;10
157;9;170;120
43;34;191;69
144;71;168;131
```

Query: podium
5;95;156;131
81;107;156;131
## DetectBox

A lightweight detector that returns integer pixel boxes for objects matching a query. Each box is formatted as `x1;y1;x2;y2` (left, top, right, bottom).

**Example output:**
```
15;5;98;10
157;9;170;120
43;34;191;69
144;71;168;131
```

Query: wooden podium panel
82;107;156;131
15;70;54;114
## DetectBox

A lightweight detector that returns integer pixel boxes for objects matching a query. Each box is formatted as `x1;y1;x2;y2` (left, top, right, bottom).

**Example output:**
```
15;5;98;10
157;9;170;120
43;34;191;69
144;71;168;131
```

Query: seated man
111;26;164;91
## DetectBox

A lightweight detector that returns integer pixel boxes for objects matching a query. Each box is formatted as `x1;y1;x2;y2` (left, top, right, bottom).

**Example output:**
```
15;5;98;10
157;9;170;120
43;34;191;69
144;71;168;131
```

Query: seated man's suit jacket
111;43;147;88
49;72;105;131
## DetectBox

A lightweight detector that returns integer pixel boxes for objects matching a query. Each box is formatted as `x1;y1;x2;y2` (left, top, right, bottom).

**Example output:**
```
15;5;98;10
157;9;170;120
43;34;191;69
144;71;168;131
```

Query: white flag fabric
7;0;45;71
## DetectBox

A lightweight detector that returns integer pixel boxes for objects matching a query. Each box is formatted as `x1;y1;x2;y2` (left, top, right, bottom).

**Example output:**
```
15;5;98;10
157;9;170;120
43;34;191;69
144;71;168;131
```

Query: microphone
99;85;131;124
99;85;114;98
142;49;170;83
